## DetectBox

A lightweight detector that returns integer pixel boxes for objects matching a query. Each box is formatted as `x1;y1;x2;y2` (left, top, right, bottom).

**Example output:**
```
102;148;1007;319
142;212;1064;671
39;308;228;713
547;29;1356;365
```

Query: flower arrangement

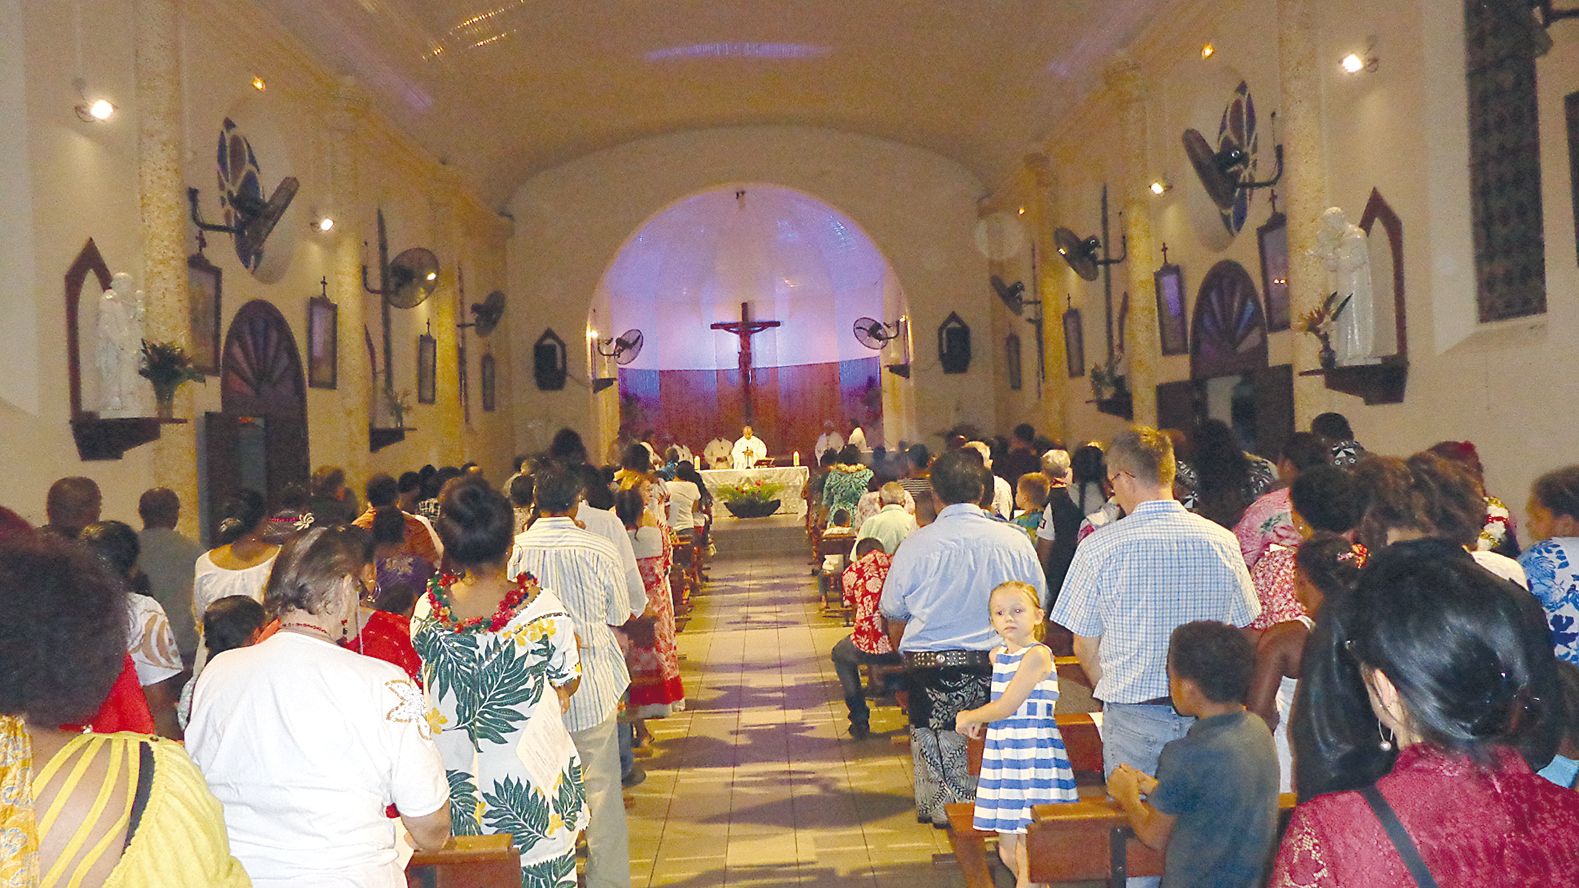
138;340;205;416
1089;360;1128;402
716;478;785;507
1296;291;1353;368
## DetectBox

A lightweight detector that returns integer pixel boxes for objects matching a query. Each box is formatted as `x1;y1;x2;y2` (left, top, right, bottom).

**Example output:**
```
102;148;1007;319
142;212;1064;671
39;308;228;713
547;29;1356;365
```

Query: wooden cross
711;301;782;423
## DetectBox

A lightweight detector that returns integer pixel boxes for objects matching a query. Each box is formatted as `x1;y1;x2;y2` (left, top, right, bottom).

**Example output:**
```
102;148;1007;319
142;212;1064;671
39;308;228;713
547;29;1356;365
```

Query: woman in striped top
956;581;1077;888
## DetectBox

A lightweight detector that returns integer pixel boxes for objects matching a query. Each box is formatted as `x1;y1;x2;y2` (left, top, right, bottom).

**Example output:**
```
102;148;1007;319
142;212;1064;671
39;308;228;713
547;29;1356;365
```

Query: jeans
570;713;631;888
617;717;635;778
1101;702;1194;888
830;636;901;726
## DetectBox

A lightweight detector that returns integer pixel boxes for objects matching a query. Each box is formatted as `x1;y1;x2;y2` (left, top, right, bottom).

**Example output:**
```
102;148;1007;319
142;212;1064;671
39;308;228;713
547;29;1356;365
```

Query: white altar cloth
700;466;810;519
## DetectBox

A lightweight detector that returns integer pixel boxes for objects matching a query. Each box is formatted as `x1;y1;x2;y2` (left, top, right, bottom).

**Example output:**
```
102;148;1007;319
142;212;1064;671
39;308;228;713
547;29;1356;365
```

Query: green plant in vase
138;340;205;419
716;478;786;518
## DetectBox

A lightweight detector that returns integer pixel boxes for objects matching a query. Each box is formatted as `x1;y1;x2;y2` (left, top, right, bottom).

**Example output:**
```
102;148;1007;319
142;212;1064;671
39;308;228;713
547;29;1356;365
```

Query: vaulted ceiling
257;0;1166;206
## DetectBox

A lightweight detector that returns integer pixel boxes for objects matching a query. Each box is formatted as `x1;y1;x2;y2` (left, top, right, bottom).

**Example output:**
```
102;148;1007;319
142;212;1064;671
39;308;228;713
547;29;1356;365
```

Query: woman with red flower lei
410;476;587;887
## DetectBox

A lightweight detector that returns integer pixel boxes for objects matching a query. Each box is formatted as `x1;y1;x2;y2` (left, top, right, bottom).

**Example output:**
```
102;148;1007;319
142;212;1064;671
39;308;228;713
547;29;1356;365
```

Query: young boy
1012;473;1051;540
1107;621;1279;888
831;537;901;739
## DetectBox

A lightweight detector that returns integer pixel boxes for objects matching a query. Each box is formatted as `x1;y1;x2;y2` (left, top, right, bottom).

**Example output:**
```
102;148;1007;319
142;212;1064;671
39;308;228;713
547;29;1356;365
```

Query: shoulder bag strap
1360;784;1438;888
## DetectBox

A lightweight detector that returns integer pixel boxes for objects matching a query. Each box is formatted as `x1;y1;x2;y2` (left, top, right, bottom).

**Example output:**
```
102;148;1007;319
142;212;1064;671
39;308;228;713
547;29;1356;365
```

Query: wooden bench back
966;713;1103;778
406;834;520;888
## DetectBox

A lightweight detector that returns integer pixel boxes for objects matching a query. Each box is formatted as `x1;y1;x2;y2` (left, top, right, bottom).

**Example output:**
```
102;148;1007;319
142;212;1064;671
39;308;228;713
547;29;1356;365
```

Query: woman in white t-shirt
187;525;451;887
192;490;279;671
81;520;186;738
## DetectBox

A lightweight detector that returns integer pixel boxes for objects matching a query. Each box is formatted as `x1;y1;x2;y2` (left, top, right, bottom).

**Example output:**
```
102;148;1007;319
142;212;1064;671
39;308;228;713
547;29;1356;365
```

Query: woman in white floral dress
411;476;587;888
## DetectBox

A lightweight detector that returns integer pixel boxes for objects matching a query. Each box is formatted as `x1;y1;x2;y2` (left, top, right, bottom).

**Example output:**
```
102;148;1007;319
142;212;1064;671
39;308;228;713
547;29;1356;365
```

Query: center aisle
625;517;972;888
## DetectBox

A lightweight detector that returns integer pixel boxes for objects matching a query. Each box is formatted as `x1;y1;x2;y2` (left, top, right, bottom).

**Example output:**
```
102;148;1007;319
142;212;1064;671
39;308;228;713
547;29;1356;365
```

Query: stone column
1105;55;1161;427
1024;152;1070;441
1279;0;1328;425
326;81;370;483
429;169;466;464
135;0;198;535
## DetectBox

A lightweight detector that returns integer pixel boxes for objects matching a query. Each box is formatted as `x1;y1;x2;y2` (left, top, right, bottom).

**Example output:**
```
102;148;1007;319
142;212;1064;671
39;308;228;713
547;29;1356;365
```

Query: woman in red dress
614;489;684;724
1272;539;1579;887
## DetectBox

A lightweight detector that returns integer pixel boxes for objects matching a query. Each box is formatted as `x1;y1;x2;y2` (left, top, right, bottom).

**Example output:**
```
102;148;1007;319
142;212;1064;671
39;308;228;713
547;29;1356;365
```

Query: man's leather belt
1135;696;1174;707
902;650;992;669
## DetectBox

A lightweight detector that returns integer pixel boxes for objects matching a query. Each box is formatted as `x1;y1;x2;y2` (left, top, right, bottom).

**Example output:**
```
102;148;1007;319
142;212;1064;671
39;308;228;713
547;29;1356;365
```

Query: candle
793;450;800;467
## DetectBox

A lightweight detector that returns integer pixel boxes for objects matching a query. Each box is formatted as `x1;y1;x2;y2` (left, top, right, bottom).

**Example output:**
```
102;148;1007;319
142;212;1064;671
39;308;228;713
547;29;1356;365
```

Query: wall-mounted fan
461;290;506;337
852;317;901;350
597;329;645;365
187;178;299;262
1054;226;1127;282
384;248;440;309
991;275;1027;314
1182;126;1284;211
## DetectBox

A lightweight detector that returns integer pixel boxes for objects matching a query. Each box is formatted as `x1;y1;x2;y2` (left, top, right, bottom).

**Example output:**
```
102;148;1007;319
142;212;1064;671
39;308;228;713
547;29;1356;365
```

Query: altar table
700;466;811;519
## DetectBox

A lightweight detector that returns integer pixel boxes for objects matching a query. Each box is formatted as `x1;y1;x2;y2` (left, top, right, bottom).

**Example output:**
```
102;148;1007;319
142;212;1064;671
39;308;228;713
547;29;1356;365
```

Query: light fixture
1017;206;1027;216
72;78;115;122
1200;43;1216;60
1149;178;1172;196
1340;39;1379;75
314;216;335;232
251;75;267;92
425;271;437;282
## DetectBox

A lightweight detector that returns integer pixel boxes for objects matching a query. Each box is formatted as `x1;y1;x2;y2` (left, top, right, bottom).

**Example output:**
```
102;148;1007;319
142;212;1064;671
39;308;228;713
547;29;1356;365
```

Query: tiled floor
624;518;976;888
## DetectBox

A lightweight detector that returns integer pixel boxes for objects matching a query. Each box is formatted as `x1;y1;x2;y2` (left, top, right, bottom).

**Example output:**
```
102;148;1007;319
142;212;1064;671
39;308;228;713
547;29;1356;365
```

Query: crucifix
710;301;781;423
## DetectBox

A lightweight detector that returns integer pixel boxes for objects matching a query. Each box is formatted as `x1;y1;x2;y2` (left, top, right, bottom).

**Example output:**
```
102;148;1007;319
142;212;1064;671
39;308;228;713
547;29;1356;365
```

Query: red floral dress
1249;545;1306;631
1271;745;1579;886
626;526;684;718
841;551;894;655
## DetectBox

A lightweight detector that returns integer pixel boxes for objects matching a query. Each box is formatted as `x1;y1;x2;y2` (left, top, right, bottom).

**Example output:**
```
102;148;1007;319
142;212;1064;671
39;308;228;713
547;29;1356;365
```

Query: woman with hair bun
412;475;587;887
192;489;279;671
1272;539;1579;885
188;524;450;887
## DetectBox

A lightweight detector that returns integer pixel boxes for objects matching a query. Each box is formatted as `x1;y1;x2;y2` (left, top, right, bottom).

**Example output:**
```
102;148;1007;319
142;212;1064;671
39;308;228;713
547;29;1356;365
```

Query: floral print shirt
842;550;894;655
1234;487;1299;571
1519;538;1579;664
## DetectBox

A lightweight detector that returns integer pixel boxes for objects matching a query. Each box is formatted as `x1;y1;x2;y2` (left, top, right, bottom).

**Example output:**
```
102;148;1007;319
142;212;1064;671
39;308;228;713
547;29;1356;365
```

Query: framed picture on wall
481;353;496;412
1005;333;1022;391
1154;262;1189;356
187;253;222;374
1062;307;1085;378
307;294;338;389
1258;211;1292;331
417;333;436;404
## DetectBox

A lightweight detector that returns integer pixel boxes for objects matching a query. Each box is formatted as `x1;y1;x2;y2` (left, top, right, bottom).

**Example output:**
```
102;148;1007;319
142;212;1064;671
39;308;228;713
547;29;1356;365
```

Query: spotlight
1200;43;1216;60
75;97;115;122
1340;53;1365;74
1017;206;1027;216
425;271;437;282
1340;39;1379;75
1149;179;1172;196
315;216;335;232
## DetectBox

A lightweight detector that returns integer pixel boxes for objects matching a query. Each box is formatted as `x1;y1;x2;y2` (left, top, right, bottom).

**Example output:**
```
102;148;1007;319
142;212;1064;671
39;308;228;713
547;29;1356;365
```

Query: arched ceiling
255;0;1166;206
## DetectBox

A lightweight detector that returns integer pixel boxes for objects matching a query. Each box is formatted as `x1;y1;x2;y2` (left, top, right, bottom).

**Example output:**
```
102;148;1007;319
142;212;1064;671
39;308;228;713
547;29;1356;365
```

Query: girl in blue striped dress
956;581;1078;887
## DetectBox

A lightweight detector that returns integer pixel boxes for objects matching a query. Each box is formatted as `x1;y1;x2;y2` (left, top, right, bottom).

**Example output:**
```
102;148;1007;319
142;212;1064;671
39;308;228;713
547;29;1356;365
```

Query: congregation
5;414;1579;887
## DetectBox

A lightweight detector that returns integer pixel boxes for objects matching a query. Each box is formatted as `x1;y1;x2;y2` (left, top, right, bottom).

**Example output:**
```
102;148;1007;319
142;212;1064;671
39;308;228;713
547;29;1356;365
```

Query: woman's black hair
216;489;269;546
1281;432;1334;473
548;428;589;464
1294;531;1363;601
79;520;141;579
202;595;266;660
435;475;515;567
1533;466;1579;523
675;461;712;506
839;444;862;465
1406;452;1484;549
1291;538;1562;801
1352;456;1429;551
577;464;614;511
277;481;309;511
370;507;408;547
621;443;652;474
1289;465;1363;533
1311;412;1354;441
508;473;535;509
1192;419;1252;528
0;531;128;724
819;450;839;468
614;488;646;529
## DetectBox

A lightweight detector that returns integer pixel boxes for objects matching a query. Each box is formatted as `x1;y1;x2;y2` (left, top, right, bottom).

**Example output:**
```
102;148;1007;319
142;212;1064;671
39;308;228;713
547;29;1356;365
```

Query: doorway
200;299;310;544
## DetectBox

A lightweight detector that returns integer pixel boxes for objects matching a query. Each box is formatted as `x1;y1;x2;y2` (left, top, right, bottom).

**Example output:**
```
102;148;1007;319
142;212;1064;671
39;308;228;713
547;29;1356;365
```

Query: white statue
1312;207;1377;366
97;272;146;417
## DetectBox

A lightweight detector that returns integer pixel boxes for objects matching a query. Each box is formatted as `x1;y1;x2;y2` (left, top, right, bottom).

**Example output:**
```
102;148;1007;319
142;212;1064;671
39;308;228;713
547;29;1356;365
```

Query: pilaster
1278;0;1329;424
1105;55;1161;427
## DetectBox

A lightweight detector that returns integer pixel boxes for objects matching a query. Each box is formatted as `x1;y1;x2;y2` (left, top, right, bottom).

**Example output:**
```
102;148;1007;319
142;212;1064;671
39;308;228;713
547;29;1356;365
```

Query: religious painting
1257;211;1291;331
481;353;496;412
1155;262;1189;356
306;294;337;389
417;333;436;404
1062;307;1085;378
1005;334;1022;391
187;253;222;374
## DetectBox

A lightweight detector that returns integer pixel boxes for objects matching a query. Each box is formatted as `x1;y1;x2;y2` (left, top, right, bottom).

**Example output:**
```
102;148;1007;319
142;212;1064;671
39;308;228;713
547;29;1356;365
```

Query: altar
700;465;810;519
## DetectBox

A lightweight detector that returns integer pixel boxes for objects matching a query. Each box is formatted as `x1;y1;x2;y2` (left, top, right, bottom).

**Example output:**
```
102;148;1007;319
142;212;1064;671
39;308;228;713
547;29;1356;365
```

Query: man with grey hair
1051;426;1257;888
1035;449;1084;601
855;481;918;555
964;441;1014;519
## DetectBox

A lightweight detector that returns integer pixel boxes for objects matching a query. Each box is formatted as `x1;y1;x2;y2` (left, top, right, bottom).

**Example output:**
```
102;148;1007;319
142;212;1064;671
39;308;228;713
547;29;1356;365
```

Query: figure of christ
710;301;782;426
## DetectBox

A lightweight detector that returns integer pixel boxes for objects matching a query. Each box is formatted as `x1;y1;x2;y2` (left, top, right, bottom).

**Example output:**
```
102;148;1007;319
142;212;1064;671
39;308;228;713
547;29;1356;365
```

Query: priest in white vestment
814;420;844;464
731;425;768;469
847;420;867;452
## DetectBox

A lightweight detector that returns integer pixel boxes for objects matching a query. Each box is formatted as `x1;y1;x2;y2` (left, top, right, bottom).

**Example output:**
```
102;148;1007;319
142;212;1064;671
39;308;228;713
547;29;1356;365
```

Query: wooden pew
816;534;856;609
406;834;521;888
945;716;1295;888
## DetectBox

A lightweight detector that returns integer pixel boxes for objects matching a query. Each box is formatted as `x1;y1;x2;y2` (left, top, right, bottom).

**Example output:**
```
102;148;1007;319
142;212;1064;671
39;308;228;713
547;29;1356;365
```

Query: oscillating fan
1054;227;1108;282
187;176;299;264
1182;122;1284;211
462;290;506;337
611;330;644;365
991;275;1027;315
852;317;899;350
386;248;440;309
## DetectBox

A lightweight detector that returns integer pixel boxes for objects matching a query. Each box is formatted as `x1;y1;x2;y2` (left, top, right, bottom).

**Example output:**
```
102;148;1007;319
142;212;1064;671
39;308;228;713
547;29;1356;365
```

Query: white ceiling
255;0;1166;206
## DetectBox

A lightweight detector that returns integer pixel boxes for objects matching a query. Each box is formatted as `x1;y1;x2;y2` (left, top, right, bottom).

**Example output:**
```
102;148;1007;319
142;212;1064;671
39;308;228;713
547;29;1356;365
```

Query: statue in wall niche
1312;207;1378;366
97;272;146;417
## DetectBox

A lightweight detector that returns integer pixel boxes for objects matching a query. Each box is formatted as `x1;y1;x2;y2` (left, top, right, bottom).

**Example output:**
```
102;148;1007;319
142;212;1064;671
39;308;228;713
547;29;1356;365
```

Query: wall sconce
1340;38;1379;74
1149;178;1172;196
313;216;335;232
1200;43;1216;61
72;78;115;122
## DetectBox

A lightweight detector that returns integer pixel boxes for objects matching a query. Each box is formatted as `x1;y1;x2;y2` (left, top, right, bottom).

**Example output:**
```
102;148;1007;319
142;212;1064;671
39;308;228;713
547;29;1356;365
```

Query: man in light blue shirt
880;448;1047;825
855;482;918;555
